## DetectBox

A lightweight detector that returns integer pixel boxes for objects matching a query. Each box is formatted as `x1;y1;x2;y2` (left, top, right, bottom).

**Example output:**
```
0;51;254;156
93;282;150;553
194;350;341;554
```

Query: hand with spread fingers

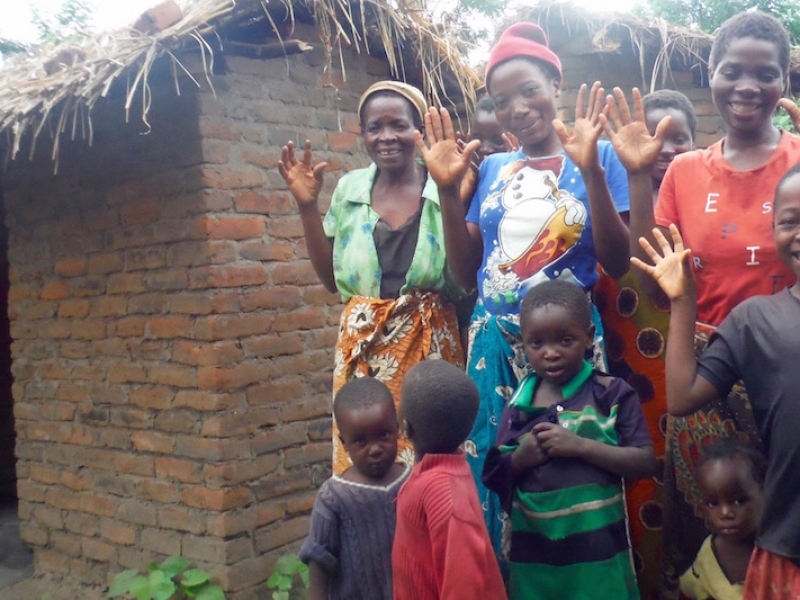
414;107;481;193
630;224;696;300
278;140;328;208
601;87;671;174
553;82;606;171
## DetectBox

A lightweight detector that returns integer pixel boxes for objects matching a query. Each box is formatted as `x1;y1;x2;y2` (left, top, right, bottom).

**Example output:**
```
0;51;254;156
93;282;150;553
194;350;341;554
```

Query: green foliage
108;556;226;600
634;0;800;43
0;38;29;55
30;0;94;45
774;99;800;134
266;554;310;600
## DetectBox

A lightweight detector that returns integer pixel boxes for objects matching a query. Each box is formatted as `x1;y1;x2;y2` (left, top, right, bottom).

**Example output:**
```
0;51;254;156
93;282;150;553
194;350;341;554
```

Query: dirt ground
1;574;107;600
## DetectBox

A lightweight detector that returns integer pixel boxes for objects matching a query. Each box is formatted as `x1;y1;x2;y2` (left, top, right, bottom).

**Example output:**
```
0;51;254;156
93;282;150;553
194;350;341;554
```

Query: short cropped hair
698;437;767;488
520;280;592;330
476;94;496;114
774;162;800;210
643;89;697;137
400;360;478;454
709;11;790;75
333;376;394;423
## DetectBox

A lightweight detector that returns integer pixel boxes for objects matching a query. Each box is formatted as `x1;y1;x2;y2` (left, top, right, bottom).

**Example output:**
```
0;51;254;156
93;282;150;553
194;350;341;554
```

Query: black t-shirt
697;288;800;566
373;201;423;299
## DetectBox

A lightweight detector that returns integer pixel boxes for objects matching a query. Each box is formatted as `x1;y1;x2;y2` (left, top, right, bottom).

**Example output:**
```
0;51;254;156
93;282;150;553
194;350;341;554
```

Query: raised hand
553;82;605;170
502;132;520;152
601;87;671;174
630;224;695;300
415;107;480;192
278;140;327;208
778;98;800;133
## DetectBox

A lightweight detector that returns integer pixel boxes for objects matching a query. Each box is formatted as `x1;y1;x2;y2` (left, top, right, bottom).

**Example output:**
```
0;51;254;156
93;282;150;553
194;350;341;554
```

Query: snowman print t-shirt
466;142;630;317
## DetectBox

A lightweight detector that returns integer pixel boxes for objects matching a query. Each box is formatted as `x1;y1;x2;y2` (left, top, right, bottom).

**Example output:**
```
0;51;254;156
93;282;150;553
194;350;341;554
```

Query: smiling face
645;107;694;184
521;303;594;386
774;171;800;279
710;36;785;138
698;457;762;543
472;110;507;163
360;94;418;173
337;400;399;482
488;58;560;156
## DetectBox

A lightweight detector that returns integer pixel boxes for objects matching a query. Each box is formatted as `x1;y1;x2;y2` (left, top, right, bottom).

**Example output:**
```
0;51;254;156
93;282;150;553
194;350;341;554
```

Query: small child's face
773;173;800;279
472;110;506;163
338;401;399;481
645;107;694;184
698;457;763;543
521;304;593;386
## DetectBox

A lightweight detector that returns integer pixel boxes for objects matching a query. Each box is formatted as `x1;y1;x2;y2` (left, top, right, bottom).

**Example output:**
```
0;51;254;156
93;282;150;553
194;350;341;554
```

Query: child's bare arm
308;562;329;600
533;422;656;480
632;225;720;415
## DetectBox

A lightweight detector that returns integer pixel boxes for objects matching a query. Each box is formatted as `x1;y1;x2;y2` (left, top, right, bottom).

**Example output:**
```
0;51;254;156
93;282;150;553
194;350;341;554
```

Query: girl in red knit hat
415;21;635;589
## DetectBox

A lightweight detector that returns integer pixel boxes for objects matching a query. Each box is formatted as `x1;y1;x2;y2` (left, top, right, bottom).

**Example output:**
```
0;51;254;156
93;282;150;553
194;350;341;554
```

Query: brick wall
558;53;726;148
2;22;389;598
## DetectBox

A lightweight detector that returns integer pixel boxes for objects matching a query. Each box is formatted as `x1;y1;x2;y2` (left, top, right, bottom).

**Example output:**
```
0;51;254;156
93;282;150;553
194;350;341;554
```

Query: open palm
554;82;605;170
415;107;480;190
278;140;327;207
631;224;695;300
602;87;667;173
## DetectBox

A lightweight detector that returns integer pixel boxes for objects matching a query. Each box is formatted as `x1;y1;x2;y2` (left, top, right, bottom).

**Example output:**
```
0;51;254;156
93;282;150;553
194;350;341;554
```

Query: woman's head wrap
357;81;427;125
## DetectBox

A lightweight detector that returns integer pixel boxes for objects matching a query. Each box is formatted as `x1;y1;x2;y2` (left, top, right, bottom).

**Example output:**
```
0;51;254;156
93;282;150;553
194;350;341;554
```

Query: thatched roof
0;0;479;164
512;1;800;93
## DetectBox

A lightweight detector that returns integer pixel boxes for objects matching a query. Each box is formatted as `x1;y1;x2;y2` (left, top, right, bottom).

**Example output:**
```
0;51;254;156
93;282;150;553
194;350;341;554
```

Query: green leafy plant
109;555;225;600
266;554;309;600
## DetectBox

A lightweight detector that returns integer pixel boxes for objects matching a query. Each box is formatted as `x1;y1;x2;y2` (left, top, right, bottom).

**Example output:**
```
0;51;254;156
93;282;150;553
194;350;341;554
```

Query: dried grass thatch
508;1;800;93
0;0;479;166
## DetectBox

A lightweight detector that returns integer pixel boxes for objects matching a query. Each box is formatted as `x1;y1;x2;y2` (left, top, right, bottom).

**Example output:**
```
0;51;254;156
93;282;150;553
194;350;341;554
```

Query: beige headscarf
357;80;428;125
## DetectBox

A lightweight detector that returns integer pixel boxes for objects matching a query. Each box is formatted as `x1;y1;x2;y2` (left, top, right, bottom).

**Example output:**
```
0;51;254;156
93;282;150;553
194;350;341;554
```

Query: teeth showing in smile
730;102;758;114
378;149;400;156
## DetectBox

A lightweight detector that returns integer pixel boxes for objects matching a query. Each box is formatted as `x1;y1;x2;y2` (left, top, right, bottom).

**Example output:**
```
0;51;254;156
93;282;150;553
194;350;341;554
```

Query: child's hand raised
630;224;695;300
511;432;548;473
553;82;605;171
415;107;480;193
601;88;669;174
533;422;585;458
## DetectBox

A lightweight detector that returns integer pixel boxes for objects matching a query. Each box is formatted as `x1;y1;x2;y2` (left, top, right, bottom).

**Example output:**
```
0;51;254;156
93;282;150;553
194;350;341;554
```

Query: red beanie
484;22;562;89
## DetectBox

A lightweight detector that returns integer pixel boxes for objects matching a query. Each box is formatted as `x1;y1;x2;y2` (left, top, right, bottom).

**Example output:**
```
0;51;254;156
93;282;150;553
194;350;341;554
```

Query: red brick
60;471;91;492
195;314;272;341
284;442;331;468
158;506;206;534
132;430;175;454
57;299;90;318
147;365;196;388
172;340;243;367
34;505;64;529
174;436;250;461
198;361;273;392
207;265;268;288
125;247;166;271
36;549;69;574
71;318;107;340
145;269;189;291
80;494;119;517
272;308;326;332
107;273;145;294
100;519;136;545
113;453;155;477
20;524;49;547
88;252;124;275
30;464;62;484
82;537;116;562
201;216;264;241
148;315;192;339
130;386;173;410
206;508;257;538
154;409;199;434
109;316;146;337
201;406;279;438
173;391;245;412
239;239;295;262
197;166;265;190
127;293;167;314
328;132;359;153
117;500;157;527
139;479;180;504
251;423;307;454
109;363;148;384
202;454;280;486
240;288;302;312
56;382;90;403
169;293;213;315
141;528;182;555
268;261;319;285
155;456;203;484
121;198;161;226
51;531;82;556
180;486;254;511
282;397;330;423
40;280;70;300
54;257;88;277
255;516;310;553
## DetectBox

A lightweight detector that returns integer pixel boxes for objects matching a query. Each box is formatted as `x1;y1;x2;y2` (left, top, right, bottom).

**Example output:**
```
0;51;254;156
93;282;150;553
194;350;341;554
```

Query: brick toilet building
0;0;476;597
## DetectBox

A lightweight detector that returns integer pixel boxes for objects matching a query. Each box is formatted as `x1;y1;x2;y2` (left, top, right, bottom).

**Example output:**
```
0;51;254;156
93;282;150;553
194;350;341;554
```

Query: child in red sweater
392;360;507;600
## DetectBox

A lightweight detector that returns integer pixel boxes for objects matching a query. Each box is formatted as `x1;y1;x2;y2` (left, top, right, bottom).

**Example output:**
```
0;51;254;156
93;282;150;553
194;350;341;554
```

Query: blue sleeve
608;377;652;449
298;482;340;575
466;158;491;224
598;141;630;213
